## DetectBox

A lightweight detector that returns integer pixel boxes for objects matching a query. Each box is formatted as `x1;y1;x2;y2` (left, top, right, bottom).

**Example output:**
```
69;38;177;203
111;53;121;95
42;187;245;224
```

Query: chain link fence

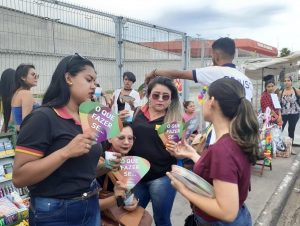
0;0;187;96
0;0;263;111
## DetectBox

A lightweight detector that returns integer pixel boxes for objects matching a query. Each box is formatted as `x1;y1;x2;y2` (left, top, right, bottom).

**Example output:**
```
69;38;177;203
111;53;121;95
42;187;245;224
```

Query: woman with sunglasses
129;76;182;226
12;54;105;226
11;64;40;132
166;78;259;226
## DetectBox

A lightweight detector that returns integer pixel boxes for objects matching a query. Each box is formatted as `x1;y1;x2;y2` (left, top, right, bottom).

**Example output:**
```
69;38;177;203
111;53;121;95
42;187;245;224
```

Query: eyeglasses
117;135;136;143
151;93;171;101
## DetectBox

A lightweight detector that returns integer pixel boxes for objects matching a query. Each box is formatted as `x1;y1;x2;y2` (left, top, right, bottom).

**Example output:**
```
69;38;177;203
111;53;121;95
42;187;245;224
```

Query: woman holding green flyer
166;78;259;226
12;53;108;226
130;76;182;226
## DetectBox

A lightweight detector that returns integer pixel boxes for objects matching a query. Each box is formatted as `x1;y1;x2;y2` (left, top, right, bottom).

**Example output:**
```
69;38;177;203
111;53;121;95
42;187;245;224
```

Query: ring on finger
86;143;89;149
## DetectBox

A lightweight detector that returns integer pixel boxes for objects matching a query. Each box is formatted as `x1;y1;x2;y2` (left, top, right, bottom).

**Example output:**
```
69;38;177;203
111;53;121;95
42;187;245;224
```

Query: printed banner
113;156;150;190
79;101;122;143
157;121;184;145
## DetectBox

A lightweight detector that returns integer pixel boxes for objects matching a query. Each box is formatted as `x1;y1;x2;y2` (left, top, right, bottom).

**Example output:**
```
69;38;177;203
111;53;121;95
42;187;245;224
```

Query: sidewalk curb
254;153;300;226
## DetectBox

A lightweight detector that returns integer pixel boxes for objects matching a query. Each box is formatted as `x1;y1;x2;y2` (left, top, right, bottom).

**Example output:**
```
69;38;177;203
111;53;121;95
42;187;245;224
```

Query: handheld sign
157;121;184;145
79;101;122;143
112;156;150;190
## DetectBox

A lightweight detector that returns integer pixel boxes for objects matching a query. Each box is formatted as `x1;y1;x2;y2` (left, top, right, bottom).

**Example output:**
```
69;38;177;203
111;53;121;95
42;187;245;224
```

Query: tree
280;48;291;57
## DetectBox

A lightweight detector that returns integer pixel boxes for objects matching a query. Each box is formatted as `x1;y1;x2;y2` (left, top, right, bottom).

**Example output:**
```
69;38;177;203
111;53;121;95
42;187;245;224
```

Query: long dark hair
147;77;182;123
14;64;35;90
0;68;16;132
263;74;275;88
208;78;259;164
42;54;95;107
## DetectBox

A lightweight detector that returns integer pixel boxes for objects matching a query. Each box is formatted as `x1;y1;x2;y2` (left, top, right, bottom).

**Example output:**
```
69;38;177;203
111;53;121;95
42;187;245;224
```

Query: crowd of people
0;37;299;226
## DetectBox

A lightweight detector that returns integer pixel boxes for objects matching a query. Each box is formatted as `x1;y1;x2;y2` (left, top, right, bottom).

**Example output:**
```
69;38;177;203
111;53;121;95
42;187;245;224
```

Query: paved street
277;173;300;226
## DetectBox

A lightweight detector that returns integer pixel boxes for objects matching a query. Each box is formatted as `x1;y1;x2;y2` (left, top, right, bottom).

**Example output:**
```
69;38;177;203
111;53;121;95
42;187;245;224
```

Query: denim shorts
194;205;252;226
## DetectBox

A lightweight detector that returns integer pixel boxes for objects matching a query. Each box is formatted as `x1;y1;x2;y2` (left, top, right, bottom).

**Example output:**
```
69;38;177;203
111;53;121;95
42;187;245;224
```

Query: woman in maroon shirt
166;78;259;225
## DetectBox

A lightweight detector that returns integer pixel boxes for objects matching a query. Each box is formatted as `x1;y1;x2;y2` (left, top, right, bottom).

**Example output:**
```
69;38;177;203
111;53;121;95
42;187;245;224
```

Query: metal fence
0;0;263;111
0;0;187;95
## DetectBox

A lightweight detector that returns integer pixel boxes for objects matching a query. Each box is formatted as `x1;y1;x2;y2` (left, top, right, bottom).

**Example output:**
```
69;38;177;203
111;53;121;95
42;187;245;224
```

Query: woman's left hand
166;172;187;193
166;140;197;159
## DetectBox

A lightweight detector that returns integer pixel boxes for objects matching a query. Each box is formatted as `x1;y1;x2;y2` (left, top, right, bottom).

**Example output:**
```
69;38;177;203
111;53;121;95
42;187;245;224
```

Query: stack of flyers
171;165;215;198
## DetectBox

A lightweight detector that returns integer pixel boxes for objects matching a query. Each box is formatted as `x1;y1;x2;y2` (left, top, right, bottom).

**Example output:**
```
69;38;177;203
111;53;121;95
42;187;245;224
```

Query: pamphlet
171;165;215;198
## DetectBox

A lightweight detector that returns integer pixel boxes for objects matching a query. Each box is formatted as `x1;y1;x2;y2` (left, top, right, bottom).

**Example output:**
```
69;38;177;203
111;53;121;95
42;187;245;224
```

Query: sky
67;0;300;52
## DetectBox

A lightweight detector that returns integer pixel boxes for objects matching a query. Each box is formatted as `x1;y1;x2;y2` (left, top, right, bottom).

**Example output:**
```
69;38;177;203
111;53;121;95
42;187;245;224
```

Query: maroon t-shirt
193;134;251;221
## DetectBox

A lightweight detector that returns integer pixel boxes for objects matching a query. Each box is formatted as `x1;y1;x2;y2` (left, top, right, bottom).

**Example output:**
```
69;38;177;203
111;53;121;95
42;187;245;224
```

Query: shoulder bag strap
107;171;118;185
103;174;109;191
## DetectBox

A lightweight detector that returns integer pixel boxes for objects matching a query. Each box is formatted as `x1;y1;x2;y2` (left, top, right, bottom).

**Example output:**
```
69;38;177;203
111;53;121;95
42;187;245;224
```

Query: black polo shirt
16;106;102;199
129;106;176;182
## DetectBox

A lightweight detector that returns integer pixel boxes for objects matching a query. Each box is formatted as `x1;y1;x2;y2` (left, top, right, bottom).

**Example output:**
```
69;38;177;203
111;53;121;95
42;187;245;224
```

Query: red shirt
193;134;251;221
260;91;280;122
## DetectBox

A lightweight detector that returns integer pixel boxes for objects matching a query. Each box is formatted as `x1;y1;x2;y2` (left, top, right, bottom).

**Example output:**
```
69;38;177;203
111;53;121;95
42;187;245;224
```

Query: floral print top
281;91;300;115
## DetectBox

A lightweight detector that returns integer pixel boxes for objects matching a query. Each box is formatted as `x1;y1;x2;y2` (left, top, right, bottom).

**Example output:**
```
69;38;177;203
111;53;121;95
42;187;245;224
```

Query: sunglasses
31;73;39;79
67;53;88;71
117;135;136;143
151;93;171;101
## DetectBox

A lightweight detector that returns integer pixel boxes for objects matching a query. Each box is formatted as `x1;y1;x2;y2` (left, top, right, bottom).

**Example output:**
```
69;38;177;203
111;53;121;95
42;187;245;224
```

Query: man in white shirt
145;37;253;101
145;37;253;144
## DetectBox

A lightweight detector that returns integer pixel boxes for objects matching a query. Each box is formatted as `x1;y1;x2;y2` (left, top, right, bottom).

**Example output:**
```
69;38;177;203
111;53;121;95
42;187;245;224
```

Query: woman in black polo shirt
12;54;102;226
129;77;182;226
